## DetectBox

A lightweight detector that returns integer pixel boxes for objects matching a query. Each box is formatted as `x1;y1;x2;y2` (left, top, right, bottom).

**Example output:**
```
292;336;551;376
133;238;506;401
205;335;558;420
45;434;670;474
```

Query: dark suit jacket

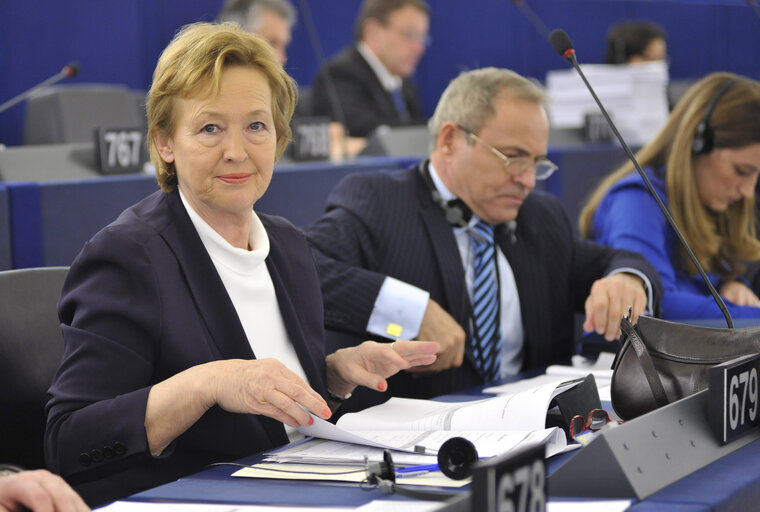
310;45;424;137
306;164;662;408
45;190;327;506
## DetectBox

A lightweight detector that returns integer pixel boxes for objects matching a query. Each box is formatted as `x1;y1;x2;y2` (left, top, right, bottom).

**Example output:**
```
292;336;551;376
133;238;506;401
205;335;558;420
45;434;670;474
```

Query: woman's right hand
208;359;332;428
145;359;331;456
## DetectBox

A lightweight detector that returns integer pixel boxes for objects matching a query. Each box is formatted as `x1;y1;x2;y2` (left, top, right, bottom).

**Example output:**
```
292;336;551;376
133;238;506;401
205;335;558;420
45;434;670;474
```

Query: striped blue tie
471;221;501;381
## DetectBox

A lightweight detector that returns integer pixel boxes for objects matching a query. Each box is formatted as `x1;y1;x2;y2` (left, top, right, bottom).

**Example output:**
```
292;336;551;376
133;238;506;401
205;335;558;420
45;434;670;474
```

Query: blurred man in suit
307;67;662;409
218;0;296;65
310;0;429;137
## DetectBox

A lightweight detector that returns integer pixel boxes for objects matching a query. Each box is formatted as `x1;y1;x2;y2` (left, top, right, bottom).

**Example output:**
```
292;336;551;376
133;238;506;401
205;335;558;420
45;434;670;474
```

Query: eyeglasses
386;26;432;47
568;409;622;440
457;125;558;181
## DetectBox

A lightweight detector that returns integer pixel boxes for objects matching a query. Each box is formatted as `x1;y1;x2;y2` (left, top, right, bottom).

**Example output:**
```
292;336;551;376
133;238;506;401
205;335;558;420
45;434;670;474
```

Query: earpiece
692;78;741;155
365;437;479;501
436;436;479;480
418;161;473;228
418;161;517;242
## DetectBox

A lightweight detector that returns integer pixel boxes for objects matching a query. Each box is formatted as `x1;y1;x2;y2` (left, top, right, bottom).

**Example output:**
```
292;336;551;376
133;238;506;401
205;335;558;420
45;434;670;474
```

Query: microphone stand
549;30;734;328
510;0;551;40
746;0;760;22
295;0;350;158
0;63;79;115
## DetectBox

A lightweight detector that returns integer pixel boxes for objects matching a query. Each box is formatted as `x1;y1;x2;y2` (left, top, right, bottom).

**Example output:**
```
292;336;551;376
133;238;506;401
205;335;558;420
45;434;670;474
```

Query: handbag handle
619;316;669;408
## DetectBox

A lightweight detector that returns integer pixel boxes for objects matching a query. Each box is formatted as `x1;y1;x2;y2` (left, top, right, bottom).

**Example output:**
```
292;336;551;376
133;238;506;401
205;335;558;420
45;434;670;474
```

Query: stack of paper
232;379;581;486
546;61;669;146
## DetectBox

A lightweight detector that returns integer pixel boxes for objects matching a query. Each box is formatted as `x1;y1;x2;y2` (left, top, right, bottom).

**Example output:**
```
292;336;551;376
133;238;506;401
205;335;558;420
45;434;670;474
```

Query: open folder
294;377;579;458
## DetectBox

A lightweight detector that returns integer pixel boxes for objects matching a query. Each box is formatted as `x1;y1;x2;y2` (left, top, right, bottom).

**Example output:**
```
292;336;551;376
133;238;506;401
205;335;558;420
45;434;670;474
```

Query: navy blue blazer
310;46;424;137
45;190;327;506
306;164;662;407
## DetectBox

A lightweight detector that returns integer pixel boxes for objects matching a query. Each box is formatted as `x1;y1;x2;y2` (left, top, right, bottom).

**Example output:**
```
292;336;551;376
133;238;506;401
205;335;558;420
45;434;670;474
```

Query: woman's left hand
325;340;439;398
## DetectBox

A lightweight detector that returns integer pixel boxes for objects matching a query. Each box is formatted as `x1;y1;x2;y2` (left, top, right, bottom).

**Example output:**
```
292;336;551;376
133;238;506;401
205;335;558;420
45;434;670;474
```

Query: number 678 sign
708;353;760;444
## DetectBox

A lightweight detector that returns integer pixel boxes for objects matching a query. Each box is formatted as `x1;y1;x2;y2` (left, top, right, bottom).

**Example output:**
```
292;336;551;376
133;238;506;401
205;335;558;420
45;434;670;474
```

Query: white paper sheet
96;502;353;511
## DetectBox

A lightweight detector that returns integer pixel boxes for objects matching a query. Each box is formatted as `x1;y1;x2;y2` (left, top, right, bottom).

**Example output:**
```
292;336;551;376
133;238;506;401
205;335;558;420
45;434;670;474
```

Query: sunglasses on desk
569;409;624;440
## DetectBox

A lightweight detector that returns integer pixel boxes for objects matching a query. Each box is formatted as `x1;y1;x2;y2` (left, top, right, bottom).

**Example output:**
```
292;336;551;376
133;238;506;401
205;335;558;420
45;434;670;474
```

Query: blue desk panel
3;142;630;269
0;186;10;270
3;145;636;269
256;156;418;227
6;156;418;269
8;175;160;268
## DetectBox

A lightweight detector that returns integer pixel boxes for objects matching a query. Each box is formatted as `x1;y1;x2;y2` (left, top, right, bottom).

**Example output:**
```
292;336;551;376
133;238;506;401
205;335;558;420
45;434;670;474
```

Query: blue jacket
45;190;328;506
591;168;760;320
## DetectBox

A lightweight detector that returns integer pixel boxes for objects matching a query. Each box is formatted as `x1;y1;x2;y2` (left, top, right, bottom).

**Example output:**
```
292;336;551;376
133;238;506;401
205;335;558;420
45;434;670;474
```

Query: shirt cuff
366;277;430;340
608;267;654;316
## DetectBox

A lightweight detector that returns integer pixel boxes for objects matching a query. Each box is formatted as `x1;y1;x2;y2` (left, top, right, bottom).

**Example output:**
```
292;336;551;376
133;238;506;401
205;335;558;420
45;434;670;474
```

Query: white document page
231;463;469;488
96;502;353;511
357;501;445;511
349;428;566;457
482;374;579;395
545;352;615;381
265;438;436;466
281;428;565;464
547;499;632;512
337;380;570;432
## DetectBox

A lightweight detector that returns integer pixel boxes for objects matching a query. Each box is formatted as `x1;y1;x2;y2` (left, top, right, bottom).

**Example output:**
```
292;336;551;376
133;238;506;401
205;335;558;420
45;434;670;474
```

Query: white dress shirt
367;164;525;377
180;189;307;441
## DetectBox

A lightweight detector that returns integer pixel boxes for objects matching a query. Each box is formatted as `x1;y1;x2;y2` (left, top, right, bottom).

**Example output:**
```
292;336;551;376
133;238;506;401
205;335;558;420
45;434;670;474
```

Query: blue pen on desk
395;463;439;478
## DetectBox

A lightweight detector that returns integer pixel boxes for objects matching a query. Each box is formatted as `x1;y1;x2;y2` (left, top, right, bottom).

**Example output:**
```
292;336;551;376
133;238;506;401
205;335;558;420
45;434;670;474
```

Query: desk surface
122;397;760;512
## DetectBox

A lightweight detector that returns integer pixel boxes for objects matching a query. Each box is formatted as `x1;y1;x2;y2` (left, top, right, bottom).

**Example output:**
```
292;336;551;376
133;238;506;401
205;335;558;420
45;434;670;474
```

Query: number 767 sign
96;127;146;174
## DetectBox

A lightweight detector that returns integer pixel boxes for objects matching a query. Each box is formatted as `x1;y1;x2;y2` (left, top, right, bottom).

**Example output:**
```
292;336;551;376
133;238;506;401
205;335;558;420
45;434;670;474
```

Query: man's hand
583;273;647;341
407;298;466;373
0;469;90;512
720;280;760;307
325;340;439;397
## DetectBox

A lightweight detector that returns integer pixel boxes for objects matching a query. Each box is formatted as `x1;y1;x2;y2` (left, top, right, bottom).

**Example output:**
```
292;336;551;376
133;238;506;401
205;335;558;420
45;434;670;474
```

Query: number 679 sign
709;353;760;444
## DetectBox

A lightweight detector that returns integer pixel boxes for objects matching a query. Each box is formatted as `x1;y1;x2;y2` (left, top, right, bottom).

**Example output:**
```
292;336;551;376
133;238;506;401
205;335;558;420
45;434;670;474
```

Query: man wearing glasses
306;67;661;408
310;0;429;137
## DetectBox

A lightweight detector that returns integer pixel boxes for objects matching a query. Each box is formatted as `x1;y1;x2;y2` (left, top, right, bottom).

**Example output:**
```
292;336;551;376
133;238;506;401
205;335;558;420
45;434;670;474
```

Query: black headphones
365;436;479;501
418;161;473;228
417;161;517;241
691;78;741;155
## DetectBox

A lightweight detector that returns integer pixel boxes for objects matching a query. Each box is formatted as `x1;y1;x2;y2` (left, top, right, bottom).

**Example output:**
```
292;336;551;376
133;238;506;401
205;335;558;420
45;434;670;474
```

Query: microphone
505;220;517;244
0;62;80;115
295;0;350;155
548;29;735;328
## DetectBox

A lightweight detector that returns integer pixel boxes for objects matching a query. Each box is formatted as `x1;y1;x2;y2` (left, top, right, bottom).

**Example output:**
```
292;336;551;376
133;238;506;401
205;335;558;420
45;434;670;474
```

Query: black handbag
610;314;760;420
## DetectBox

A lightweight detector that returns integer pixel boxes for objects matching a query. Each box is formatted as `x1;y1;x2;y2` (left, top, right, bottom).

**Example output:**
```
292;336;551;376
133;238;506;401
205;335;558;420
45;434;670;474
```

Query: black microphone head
549;29;574;59
63;62;80;78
